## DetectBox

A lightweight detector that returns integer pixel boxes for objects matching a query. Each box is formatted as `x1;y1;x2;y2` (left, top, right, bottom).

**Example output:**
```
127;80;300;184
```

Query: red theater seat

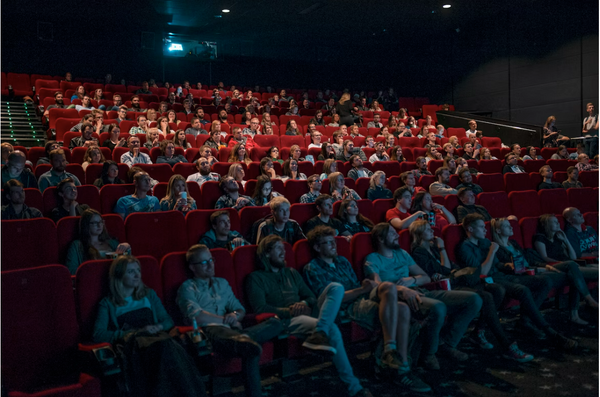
99;183;135;214
477;173;504;192
477;192;511;218
239;205;272;241
185;208;240;247
372;198;395;223
1;218;58;270
504;173;534;192
509;190;541;219
538;189;569;215
442;224;467;263
126;211;187;259
567;187;597;213
290;203;319;229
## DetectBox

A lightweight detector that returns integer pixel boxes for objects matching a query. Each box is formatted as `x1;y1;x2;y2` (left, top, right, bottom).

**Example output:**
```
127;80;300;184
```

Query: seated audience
120;136;152;167
199;211;248;250
550;145;569;160
329;172;360;201
562;166;583;189
205;129;225;150
502;153;525;174
70;123;97;149
429;167;457;197
569;143;586;160
242;117;261;137
186;157;220;187
81;146;105;171
338;198;374;235
367;171;392;200
185;117;206;137
173;130;192;149
538;165;563;190
300;175;323;204
414;157;431;177
563;207;599;259
1;151;37;188
289;145;308;162
479;147;497;160
51;178;90;222
259;157;277;179
409;220;534;362
94;255;207;395
387;186;427;230
93;160;123;188
215;175;255;210
303;226;430;392
410;191;456;230
448;136;461;149
461;143;479;161
252;175;281;206
256;197;305;245
199;145;218;166
36;140;61;166
228;143;252;166
443;156;457;174
308;130;324;149
318;143;337;161
114;171;160;218
458;214;576;349
369;141;390;163
70;114;94;132
455;168;483;195
303;194;351;238
328;114;341;127
38;149;82;192
389;145;406;163
228;163;247;188
129;114;150;135
66;209;131;274
425;147;443;163
522;146;543;161
157;117;174;137
347;155;373;181
1;179;42;219
400;171;425;196
424;132;441;149
143;128;161;150
281;159;307;181
102;124;127;151
267;146;283;164
159;174;197;213
575;153;599;172
286;120;302;136
157;140;187;166
337;140;367;162
366;223;482;366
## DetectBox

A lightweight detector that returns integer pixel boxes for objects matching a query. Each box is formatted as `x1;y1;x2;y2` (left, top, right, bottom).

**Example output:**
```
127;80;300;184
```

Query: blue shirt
303;256;360;297
364;250;415;282
114;195;160;218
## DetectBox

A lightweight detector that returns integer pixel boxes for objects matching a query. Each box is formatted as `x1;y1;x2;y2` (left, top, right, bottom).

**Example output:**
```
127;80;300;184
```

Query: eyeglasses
190;258;215;267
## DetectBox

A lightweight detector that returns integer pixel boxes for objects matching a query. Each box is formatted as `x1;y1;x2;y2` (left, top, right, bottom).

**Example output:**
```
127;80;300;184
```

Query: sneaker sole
302;341;337;355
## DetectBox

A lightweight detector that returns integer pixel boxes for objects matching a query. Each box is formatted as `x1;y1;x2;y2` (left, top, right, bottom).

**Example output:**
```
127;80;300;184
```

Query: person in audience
92;254;208;396
186;157;220;187
308;130;324;149
259;157;277;179
135;81;152;95
302;226;430;392
389;145;406;163
522;146;543;160
456;187;493;223
543;115;570;147
328;113;341;128
50;178;90;223
252;175;281;206
65;208;131;273
399;171;424;197
575;152;599;172
115;106;129;125
369;100;382;112
157;117;174;137
410;191;456;230
442;156;457;174
425;147;443;164
286;120;302;136
466;120;480;137
242;117;261;137
414;157;431;178
167;110;180;126
228;163;247;188
129;114;149;135
38;149;81;192
289;145;307;162
387;186;427;230
159;174;197;213
361;136;376;150
424;132;440;149
105;94;122;112
229;127;256;149
102;124;127;151
384;133;395;149
455;168;482;195
114;171;160;219
177;244;283;397
184;117;205;137
199;211;248;250
367;171;392;200
247;235;377;397
93;160;123;188
338;198;374;235
43;92;66;119
69;122;97;149
215;175;255;210
409;220;534;362
367;114;383;129
502;153;525;174
298;174;322;204
562;166;583;188
447;136;460;149
266;146;283;165
205;129;225;151
493;217;595;326
349;124;363;138
256;197;305;245
308;110;325;126
146;108;157;124
35;140;61;166
338;140;367;162
173;129;192;149
569;143;586;160
1;179;42;219
429;167;457;197
537;165;563;190
550;145;569;160
280;159;307;181
81;146;105;171
120;135;152;166
1;151;37;188
194;107;210;126
369;142;390;163
73;95;95;112
127;95;144;112
468;135;482;151
563;207;599;259
182;99;194;115
461;143;479;161
318;143;337;161
226;143;251;166
260;112;272;128
478;147;496;160
366;222;482;368
157;140;187;166
303;194;351;238
329;171;360;201
458;214;577;348
347;155;373;181
198;145;218;167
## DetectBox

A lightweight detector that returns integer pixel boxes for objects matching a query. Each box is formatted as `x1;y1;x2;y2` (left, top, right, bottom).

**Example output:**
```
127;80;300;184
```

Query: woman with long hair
367;170;392;200
252;175;281;206
550;145;570;160
479;147;497;160
522;146;543;161
281;159;307;181
409;219;534;363
409;191;456;230
102;124;126;151
338;198;374;235
260;112;272;128
159;174;196;212
228;143;252;165
260;157;278;179
529;215;599;324
267;146;283;164
310;110;325;126
319;158;338;180
65;209;131;274
370;100;382;112
51;178;90;223
318;143;336;161
146;108;157;124
289;144;305;162
94;160;123;188
227;162;246;187
285;119;301;136
71;85;86;101
156;117;173;137
328;171;360;201
172;130;191;149
425;147;443;164
92;255;207;396
448;136;461;149
543;115;570;147
328;113;341;127
443;156;457;174
336;92;357;127
82;145;106;171
390;145;406;163
167;110;181;126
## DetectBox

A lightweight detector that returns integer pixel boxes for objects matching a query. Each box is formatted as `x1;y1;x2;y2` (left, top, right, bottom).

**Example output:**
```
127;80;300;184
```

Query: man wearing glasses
116;105;129;125
242;118;261;138
299;174;323;204
177;244;283;397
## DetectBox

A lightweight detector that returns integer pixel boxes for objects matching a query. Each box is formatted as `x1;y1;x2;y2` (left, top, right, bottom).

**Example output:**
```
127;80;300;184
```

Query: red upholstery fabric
135;163;174;183
538;189;569;215
126;211;187;260
478;160;502;174
289;203;319;230
509;190;542;219
99;184;135;214
371;198;394;223
350;232;373;281
185;208;240;247
477;173;504;192
239;205;272;240
442;224;466;263
567;187;597;214
199;181;222;209
504;173;534;192
477;192;511;218
1;218;58;270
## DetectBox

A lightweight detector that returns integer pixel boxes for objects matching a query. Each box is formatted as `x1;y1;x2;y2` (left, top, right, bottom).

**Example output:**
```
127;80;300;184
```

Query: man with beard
215;176;255;210
69;122;97;149
38;149;81;192
246;235;374;397
43;92;66;119
75;95;95;112
428;167;457;197
198;211;248;250
127;95;145;112
186;157;220;187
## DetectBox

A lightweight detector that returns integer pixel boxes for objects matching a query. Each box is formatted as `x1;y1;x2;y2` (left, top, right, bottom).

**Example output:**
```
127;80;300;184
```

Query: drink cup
439;279;451;290
525;269;535;276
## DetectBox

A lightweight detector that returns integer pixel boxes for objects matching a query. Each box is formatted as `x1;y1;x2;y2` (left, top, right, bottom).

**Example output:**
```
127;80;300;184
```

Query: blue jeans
288;282;363;396
541;261;598;310
585;136;598;157
419;290;482;355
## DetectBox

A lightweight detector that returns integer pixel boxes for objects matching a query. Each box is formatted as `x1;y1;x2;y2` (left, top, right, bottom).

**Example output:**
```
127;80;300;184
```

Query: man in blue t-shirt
563;207;599;258
114;171;160;219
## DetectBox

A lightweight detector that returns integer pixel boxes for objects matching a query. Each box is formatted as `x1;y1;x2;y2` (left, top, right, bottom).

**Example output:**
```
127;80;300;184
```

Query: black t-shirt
538;181;564;190
51;204;90;223
532;234;569;261
303;216;345;236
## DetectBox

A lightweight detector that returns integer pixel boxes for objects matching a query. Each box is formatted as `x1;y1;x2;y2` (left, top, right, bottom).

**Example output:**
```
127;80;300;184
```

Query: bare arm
434;204;456;224
533;241;558;263
557;231;577;260
436;238;451;269
390;211;426;230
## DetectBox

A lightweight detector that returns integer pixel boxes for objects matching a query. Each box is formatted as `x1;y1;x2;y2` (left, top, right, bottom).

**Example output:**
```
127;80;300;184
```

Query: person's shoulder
364;251;381;262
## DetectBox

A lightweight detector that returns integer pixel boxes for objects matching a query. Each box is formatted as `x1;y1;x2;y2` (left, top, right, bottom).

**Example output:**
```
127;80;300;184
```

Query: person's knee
326;282;345;300
428;300;447;322
468;293;483;312
378;281;397;300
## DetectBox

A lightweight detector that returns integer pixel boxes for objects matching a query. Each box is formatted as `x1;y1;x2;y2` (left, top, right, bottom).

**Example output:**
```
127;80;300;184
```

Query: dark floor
229;307;598;397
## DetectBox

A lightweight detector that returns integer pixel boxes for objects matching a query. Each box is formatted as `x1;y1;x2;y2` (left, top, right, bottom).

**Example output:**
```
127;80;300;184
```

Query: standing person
177;245;283;397
335;93;359;126
582;102;599;157
94;255;208;397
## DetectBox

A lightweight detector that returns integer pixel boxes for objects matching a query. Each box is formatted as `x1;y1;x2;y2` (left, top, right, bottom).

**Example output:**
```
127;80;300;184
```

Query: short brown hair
306;225;336;252
209;210;229;226
186;244;210;263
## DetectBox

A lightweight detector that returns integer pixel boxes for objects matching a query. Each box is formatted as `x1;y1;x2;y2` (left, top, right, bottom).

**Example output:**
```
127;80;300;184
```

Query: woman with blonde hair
328;171;360;201
367;170;392;200
442;143;458;159
227;162;246;187
338;198;374;235
448;136;461;149
82;145;106;171
335;92;358;127
543;115;569;147
159;174;196;212
479;147;497;160
260;112;272;128
146;108;158;123
285;119;301;136
327;113;341;127
319;158;338;180
370;100;382;112
228;142;252;165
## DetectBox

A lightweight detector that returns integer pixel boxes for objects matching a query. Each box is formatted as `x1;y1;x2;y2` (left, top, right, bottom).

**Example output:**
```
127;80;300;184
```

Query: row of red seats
4;186;598;270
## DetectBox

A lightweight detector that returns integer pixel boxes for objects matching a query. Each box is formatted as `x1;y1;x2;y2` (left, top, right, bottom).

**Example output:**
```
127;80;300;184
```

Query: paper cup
525;269;535;276
439;279;451;290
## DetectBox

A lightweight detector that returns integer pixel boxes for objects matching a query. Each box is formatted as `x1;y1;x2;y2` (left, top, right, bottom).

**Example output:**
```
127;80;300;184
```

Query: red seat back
239;205;272;240
290;203;319;229
509;190;541;219
372;198;395;223
579;170;599;187
477;173;504;192
518;217;540;249
125;211;187;260
100;184;135;214
504;173;534;192
350;232;373;281
200;181;223;209
567;187;598;213
1;219;58;270
477;192;511;218
442;224;467;263
478;160;502;174
185;208;240;247
538;189;569;215
135;163;174;183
